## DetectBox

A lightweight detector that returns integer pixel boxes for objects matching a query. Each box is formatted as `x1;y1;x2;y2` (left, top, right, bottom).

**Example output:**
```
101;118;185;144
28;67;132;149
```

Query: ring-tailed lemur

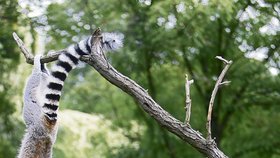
18;33;123;158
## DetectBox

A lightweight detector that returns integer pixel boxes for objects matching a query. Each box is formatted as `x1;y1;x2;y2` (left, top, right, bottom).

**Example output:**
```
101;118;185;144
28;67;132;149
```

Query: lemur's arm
18;33;123;158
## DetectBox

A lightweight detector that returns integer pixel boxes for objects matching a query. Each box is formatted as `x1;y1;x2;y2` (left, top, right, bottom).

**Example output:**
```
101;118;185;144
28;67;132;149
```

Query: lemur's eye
113;40;115;42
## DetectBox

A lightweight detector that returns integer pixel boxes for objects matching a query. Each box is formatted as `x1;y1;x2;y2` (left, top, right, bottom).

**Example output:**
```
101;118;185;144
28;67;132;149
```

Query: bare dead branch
13;32;64;64
206;56;232;141
184;74;193;124
13;32;34;64
14;29;229;158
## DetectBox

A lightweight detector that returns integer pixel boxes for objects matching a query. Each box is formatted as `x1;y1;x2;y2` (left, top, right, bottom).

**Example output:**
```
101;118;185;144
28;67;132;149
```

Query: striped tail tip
43;103;59;122
44;113;58;124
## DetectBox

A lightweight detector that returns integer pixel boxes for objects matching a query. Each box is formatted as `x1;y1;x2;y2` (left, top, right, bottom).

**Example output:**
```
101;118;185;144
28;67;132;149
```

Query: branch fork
182;56;232;142
206;56;232;141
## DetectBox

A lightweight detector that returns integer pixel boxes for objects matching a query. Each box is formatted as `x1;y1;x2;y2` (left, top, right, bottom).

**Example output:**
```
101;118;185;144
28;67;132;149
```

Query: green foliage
54;110;144;158
53;0;280;157
1;0;280;157
0;0;23;157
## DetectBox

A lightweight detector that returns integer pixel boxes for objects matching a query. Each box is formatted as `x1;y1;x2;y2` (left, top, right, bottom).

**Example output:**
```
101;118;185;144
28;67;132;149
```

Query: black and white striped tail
42;32;123;121
42;37;92;121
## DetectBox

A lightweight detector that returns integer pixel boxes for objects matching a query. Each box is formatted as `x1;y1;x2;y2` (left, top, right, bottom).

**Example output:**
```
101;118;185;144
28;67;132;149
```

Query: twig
12;32;64;64
206;56;232;141
12;32;34;64
215;56;231;64
219;81;231;87
184;74;193;124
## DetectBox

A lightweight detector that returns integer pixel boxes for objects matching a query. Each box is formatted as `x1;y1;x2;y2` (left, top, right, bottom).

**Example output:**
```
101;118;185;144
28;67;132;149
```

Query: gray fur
18;55;57;158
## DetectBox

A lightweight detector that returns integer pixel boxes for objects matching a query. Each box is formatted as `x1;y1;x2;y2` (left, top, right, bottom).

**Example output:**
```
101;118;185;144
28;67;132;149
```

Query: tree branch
13;30;229;158
12;32;64;64
206;56;232;141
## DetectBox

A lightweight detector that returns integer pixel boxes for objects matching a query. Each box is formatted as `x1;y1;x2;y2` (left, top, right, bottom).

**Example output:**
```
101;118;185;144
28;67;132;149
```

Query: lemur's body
18;33;123;158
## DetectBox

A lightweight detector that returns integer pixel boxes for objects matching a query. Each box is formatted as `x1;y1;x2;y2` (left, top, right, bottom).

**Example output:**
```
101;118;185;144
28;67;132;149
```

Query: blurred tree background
0;0;280;157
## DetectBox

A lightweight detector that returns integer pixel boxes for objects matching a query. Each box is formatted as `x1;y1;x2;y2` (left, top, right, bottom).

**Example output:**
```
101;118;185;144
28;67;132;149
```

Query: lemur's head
101;32;124;52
